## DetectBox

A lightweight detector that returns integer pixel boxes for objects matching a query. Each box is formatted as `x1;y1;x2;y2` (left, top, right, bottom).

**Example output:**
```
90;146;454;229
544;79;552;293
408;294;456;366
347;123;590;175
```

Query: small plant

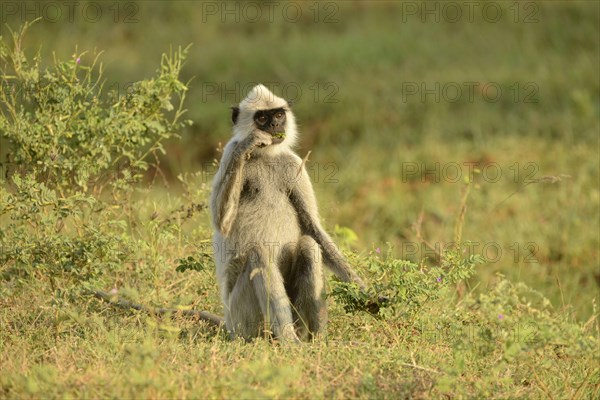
331;176;484;319
1;21;190;196
331;246;484;319
175;255;208;273
0;21;191;286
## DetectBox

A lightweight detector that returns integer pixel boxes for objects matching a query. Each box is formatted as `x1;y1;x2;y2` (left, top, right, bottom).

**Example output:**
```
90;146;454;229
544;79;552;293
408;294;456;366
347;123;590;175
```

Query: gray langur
210;84;367;342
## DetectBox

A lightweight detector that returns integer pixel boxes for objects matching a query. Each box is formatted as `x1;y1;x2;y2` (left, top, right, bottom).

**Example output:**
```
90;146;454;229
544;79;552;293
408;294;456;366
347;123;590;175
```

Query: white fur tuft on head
239;84;288;111
233;84;298;152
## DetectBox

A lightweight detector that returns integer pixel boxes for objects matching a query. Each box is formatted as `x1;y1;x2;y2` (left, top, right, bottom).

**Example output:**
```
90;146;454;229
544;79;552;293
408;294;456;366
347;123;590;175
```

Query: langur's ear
231;106;240;124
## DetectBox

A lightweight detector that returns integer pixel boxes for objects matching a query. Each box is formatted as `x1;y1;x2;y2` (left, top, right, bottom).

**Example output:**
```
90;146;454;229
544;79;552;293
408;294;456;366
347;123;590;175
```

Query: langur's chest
240;161;292;201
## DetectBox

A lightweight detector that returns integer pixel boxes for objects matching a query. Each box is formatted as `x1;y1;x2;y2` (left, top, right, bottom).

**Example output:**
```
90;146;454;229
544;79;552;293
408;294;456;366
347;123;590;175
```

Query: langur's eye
275;112;284;119
256;115;267;125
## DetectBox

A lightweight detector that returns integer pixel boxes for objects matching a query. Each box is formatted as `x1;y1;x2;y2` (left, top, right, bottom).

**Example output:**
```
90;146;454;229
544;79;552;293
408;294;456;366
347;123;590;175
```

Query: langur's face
231;106;290;145
231;84;298;149
253;108;287;143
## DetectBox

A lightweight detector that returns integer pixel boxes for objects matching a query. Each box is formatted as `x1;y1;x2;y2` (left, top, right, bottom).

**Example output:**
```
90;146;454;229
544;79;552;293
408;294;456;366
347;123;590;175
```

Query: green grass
1;1;599;398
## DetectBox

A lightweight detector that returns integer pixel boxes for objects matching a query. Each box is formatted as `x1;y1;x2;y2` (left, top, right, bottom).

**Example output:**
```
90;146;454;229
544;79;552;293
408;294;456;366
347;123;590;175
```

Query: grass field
1;1;599;398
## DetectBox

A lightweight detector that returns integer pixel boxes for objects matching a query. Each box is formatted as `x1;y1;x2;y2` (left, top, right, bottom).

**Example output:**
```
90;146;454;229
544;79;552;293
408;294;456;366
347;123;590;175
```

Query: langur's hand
249;130;273;148
235;130;273;158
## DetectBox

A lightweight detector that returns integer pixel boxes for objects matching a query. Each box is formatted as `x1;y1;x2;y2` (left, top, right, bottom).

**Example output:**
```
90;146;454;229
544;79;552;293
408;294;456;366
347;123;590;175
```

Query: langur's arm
288;166;366;289
212;141;247;237
212;131;271;236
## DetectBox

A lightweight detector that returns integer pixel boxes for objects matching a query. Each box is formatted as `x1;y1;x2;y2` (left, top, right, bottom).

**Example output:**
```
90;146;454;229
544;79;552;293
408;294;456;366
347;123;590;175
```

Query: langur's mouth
271;132;286;144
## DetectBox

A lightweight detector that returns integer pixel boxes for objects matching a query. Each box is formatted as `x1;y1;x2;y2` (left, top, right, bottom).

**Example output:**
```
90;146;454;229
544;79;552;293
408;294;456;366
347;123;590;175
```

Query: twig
531;366;555;400
570;367;596;400
400;351;440;374
494;174;571;209
412;208;442;260
454;181;472;244
399;362;439;374
91;290;224;328
296;150;312;179
150;149;170;188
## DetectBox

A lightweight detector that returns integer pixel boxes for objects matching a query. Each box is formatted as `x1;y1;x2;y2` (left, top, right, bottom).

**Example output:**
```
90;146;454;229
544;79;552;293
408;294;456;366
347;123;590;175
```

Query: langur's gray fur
210;84;365;342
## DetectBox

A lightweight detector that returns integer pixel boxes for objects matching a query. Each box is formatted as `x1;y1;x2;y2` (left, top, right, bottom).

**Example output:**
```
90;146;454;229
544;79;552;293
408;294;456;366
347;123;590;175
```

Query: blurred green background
1;1;598;320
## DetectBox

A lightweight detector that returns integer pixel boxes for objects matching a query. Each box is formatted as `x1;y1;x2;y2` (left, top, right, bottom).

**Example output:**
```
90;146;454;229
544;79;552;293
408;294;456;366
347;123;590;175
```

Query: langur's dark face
254;108;287;143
